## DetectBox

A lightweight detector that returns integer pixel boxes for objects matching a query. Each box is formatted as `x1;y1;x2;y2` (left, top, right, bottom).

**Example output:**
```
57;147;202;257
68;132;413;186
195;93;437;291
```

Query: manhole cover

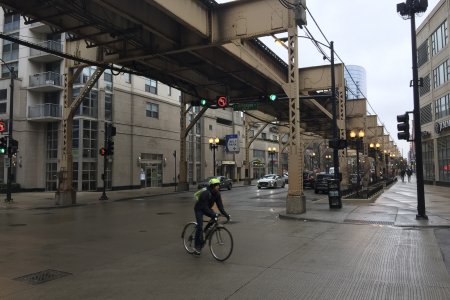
14;269;72;285
156;212;174;215
344;219;394;226
8;223;27;227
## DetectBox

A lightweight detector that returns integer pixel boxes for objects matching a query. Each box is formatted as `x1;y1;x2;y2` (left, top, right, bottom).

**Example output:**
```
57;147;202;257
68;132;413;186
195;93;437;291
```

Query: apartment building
0;12;284;191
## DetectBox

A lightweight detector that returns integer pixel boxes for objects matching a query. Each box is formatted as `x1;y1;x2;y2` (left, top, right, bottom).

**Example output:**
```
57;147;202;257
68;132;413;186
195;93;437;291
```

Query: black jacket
194;186;228;218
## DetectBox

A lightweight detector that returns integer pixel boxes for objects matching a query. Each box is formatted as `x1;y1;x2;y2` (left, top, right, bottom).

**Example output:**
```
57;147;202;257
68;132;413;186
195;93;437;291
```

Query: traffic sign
232;102;259;111
0;120;5;133
225;134;239;153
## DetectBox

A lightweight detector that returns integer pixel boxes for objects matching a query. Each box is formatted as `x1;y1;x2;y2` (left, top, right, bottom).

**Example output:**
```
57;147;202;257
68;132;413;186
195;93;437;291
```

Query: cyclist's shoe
193;248;201;256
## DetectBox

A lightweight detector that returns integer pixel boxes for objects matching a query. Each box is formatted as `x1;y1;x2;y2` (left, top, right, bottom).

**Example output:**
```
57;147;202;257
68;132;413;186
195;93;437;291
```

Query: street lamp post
325;154;332;173
370;142;381;182
350;129;365;192
397;0;428;220
268;147;277;174
209;137;219;176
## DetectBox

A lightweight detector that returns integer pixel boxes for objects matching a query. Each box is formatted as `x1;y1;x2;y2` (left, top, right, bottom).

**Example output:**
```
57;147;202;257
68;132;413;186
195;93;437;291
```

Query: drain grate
14;269;71;285
344;219;394;226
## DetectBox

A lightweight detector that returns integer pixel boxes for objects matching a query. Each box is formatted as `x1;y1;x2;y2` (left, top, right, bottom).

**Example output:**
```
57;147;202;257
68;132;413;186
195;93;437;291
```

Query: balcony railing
28;103;62;120
30;40;63;59
29;72;63;91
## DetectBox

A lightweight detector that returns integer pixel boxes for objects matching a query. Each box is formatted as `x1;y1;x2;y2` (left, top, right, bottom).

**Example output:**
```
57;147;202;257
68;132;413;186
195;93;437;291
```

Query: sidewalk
0;180;254;210
282;175;450;227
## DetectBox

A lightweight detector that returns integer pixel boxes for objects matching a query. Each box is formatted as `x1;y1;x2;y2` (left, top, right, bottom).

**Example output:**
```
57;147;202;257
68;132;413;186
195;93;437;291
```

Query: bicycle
181;215;233;262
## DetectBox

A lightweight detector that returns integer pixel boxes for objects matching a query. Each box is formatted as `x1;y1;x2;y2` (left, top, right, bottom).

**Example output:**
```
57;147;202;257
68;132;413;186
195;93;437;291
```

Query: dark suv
303;172;315;189
314;173;334;194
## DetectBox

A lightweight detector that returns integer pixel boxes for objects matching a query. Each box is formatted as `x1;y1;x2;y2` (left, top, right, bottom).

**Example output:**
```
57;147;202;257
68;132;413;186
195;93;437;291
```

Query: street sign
225;134;239;153
0;120;5;133
232;102;259;111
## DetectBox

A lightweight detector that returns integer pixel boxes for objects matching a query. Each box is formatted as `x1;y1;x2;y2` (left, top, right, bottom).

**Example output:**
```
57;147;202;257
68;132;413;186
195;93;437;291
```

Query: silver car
257;174;286;189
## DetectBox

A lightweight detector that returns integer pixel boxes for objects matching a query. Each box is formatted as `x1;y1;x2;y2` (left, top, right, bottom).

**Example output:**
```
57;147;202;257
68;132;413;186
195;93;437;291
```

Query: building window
1;61;18;78
124;73;131;83
261;132;267;140
168;86;172;96
74;88;98;118
435;93;450;120
420;104;432;125
2;32;19;62
104;69;113;82
105;93;112;121
46;123;58;159
417;39;429;68
146;102;159;118
0;89;7;114
431;20;448;56
3;13;20;32
82;120;98;159
419;74;430;96
422;140;434;181
145;79;157;94
82;161;97;191
432;60;449;89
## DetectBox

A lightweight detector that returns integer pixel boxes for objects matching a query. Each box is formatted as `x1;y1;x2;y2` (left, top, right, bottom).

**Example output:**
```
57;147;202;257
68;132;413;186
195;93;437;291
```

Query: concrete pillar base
286;194;306;214
55;190;77;206
177;182;189;191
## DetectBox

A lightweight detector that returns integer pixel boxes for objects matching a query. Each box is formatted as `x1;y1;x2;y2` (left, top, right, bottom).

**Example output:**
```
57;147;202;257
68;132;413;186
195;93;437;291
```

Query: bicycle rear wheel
208;227;233;261
181;222;197;254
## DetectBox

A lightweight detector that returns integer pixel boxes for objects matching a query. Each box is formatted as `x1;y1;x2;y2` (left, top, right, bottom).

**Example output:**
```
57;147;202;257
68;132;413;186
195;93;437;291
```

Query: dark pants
194;209;204;250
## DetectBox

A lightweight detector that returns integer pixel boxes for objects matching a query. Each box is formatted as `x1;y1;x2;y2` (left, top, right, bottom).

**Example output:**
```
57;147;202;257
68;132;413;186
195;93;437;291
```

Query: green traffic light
269;94;277;101
200;98;207;106
0;148;5;154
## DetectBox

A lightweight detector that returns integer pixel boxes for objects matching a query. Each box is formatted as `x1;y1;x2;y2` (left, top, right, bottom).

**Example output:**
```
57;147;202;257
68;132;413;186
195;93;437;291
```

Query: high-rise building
344;65;367;100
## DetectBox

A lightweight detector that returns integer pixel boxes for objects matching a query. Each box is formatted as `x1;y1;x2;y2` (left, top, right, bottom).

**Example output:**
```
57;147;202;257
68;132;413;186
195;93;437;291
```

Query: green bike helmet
209;178;220;186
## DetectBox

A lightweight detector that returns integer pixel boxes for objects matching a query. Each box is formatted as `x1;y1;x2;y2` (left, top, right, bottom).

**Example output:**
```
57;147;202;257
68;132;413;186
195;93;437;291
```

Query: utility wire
303;4;397;145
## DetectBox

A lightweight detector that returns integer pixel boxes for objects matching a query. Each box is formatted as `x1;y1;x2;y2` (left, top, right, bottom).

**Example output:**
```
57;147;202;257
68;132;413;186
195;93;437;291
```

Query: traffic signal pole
99;122;108;200
409;12;427;220
5;67;15;203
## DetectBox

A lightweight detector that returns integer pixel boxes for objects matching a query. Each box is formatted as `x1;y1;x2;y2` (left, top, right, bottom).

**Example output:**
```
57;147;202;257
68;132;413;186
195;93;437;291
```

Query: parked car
303;171;315;189
197;176;232;190
283;173;289;183
257;174;286;189
314;173;334;194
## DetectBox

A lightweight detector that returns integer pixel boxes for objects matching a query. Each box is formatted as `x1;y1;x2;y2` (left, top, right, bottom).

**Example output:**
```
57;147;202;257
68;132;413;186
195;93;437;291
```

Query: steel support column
56;64;105;205
284;21;305;214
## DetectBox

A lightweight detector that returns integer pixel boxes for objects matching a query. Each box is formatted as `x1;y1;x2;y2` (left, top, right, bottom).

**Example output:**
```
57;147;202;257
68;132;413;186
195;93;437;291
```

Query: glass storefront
437;135;450;183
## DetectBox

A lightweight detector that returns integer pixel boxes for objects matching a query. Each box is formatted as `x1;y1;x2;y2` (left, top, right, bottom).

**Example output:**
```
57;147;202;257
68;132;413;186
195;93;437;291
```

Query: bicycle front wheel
182;222;197;254
209;227;233;261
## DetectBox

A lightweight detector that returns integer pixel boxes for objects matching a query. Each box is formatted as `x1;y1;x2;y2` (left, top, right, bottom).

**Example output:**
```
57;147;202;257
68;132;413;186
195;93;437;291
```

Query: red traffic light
216;96;228;108
0;120;5;133
99;147;107;156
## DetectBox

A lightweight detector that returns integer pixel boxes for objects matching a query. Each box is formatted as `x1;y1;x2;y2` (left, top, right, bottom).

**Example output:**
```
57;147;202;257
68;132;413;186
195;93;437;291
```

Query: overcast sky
219;0;440;158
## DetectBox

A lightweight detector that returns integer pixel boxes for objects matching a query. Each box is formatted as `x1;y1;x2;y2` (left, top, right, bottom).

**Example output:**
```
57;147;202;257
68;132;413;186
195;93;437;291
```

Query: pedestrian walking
400;169;406;183
406;168;412;183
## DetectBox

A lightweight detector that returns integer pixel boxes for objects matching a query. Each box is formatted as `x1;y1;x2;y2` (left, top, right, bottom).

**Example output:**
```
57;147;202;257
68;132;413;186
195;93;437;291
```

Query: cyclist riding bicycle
194;177;230;255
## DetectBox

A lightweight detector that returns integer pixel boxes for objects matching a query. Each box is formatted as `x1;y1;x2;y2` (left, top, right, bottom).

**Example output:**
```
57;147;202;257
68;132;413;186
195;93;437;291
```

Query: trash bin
328;178;342;209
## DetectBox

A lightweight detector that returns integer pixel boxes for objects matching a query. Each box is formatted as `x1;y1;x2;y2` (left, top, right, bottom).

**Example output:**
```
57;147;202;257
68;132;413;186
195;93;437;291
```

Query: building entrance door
145;164;162;187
